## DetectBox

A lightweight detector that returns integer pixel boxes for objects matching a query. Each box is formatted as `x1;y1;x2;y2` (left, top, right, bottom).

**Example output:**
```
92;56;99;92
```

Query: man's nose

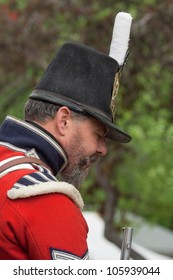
97;140;107;156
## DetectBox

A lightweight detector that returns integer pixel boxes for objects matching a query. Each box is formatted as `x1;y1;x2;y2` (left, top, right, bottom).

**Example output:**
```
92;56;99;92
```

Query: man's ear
55;106;71;136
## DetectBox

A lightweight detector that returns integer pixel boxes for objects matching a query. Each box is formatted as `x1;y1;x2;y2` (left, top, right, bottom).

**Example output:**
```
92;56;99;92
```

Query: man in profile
0;13;132;260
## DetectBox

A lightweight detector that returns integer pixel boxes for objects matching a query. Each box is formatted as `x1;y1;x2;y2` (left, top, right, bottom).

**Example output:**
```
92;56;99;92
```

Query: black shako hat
29;42;131;143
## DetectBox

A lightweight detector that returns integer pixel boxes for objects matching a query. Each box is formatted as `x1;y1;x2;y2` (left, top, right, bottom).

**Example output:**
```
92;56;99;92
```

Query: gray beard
59;165;89;189
59;155;98;189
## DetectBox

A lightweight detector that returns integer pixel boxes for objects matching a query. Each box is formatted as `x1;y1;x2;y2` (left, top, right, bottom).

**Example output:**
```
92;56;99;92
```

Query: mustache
79;154;99;167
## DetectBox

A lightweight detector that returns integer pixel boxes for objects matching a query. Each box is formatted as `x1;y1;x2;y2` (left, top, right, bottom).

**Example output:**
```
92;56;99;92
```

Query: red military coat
0;116;89;260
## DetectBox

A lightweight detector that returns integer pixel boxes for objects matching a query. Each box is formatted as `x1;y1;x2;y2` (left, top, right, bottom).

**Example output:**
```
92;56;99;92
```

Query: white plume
109;12;132;66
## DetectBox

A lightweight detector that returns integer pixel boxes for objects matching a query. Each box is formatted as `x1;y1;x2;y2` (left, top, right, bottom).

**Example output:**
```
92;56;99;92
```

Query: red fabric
0;146;88;260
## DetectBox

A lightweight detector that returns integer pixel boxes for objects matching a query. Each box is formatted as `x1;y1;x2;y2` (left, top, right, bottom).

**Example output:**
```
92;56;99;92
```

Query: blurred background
1;0;173;259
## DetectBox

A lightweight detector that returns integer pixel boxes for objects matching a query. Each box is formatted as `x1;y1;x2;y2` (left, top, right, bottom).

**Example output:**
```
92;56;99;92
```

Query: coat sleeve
0;193;89;260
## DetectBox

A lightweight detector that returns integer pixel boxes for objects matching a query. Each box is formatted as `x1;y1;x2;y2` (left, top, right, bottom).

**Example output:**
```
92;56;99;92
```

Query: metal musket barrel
120;227;133;260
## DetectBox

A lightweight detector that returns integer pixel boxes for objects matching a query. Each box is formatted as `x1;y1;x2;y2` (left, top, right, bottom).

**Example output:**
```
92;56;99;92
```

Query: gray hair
24;99;88;123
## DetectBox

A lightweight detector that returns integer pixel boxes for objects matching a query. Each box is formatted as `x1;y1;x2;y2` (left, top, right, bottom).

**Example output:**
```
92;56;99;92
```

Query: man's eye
96;133;104;139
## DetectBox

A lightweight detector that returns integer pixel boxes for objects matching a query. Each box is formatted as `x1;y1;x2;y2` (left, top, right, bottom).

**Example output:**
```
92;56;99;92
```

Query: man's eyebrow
97;126;109;136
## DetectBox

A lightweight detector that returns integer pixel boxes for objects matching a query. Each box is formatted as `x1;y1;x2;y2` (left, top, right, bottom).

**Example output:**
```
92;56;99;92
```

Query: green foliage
115;61;173;228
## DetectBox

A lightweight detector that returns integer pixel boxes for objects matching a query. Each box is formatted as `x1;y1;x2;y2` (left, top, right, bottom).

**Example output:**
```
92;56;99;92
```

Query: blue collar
0;116;68;175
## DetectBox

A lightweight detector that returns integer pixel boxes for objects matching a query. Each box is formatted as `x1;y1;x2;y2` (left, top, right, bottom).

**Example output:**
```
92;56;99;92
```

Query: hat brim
83;108;132;143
